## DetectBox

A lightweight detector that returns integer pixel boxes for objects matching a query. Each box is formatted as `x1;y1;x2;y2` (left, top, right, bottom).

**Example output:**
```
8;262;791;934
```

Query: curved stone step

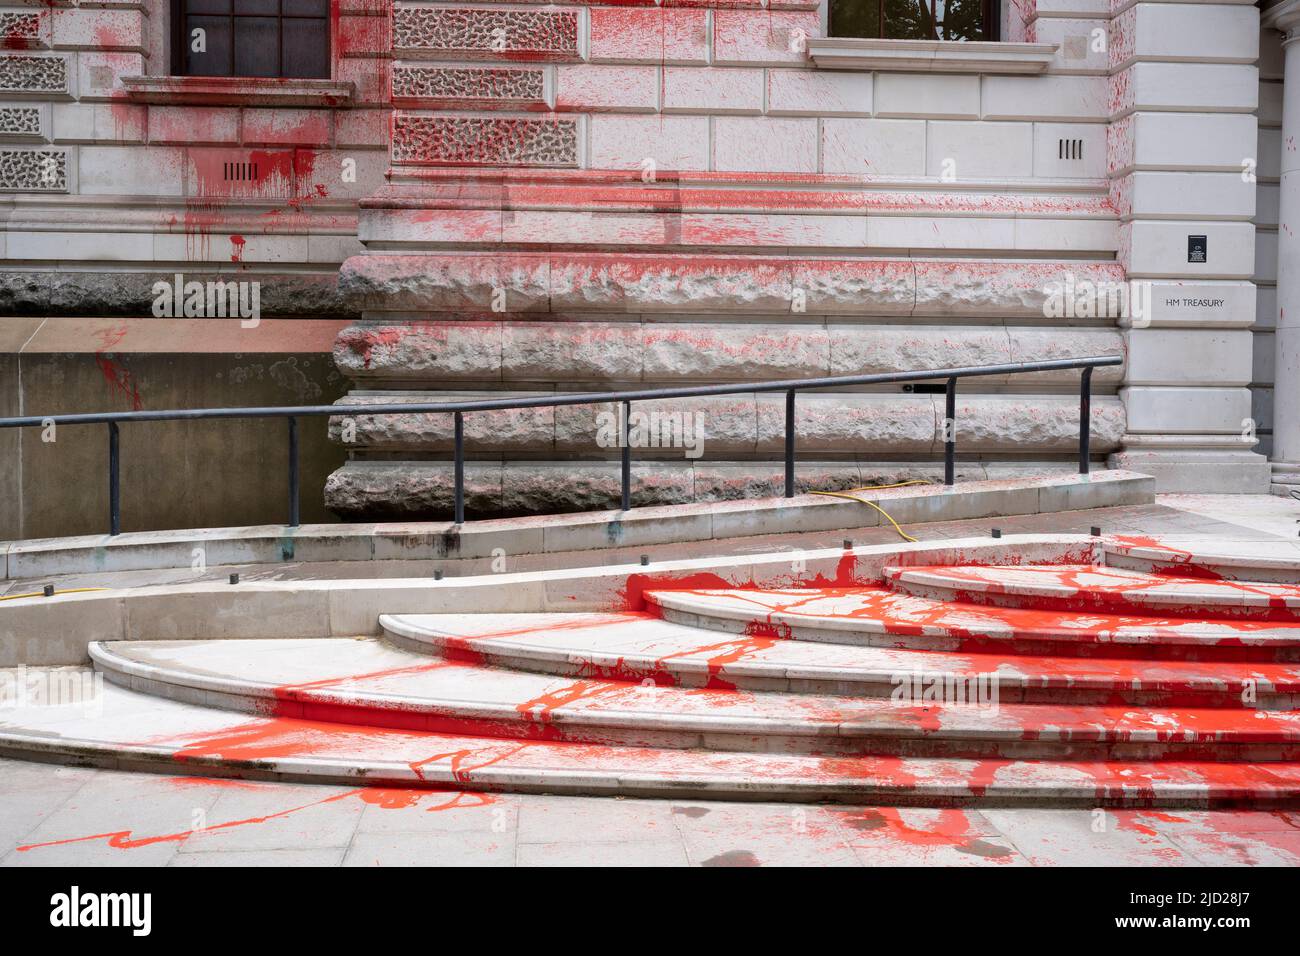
6;670;1300;808
644;587;1300;662
885;565;1300;622
382;611;1300;709
89;638;1300;761
1104;537;1300;584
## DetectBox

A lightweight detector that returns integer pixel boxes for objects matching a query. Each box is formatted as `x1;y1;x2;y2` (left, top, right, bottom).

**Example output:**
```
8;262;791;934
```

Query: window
172;0;330;79
830;0;999;42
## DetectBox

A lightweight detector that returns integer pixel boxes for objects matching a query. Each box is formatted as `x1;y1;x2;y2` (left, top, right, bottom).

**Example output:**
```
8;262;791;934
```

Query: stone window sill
120;75;354;107
806;38;1058;74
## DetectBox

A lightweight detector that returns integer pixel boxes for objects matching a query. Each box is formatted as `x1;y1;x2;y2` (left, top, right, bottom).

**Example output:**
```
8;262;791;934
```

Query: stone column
1266;0;1300;491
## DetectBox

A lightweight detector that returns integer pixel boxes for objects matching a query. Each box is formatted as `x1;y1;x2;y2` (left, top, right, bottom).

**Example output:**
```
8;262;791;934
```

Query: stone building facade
0;0;1285;532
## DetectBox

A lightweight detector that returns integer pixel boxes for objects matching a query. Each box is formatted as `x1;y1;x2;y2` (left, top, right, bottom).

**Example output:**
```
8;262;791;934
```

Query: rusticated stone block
323;459;694;518
642;324;831;380
761;395;938;453
0;54;68;95
792;260;916;314
392;115;577;167
338;255;551;313
829;326;1012;379
555;396;753;457
329;394;553;452
1007;327;1126;384
333;321;504;377
393;7;579;60
392;65;545;107
0;148;66;190
502;322;643;381
951;396;1126;452
549;255;794;312
693;463;867;502
501;461;693;514
0;13;42;48
912;261;1127;316
325;461;505;520
0;105;41;139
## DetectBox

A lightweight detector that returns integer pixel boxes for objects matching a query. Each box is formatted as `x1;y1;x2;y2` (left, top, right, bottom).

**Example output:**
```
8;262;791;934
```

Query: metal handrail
0;355;1122;535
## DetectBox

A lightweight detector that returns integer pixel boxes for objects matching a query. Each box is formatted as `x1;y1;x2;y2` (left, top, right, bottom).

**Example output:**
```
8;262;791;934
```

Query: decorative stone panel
392;114;577;167
0;54;68;96
0;105;42;140
0;148;68;191
0;12;43;48
392;65;545;107
393;8;579;61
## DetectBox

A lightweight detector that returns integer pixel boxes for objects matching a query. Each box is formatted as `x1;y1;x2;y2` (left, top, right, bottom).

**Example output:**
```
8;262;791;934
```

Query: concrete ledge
0;533;1100;667
1;470;1153;581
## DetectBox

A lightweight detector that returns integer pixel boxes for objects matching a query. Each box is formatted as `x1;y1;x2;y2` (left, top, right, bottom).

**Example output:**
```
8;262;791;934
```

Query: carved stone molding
392;114;578;166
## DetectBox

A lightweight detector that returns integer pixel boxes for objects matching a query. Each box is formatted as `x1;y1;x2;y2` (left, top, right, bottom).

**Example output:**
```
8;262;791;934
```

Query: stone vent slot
223;161;259;182
1058;139;1084;161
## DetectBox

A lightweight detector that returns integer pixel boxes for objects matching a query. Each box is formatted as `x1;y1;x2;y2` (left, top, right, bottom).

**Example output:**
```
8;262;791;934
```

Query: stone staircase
5;537;1300;806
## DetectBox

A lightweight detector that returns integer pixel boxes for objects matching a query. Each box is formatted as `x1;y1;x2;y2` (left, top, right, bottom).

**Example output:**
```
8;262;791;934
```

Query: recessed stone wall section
392;65;545;107
0;54;68;96
393;115;577;167
0;149;67;191
0;105;42;140
393;8;579;61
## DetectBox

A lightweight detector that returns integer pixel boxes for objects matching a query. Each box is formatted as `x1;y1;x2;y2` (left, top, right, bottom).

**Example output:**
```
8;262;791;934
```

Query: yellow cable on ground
810;479;932;544
0;587;108;602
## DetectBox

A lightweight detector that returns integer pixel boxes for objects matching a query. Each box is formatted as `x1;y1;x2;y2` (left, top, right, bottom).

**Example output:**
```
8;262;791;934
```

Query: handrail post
108;421;120;536
784;389;796;498
1078;366;1093;475
287;416;300;528
453;411;465;524
620;399;632;511
944;376;957;486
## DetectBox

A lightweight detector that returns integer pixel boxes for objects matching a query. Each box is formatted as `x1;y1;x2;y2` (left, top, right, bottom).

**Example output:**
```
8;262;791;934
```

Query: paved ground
5;757;1300;867
4;492;1300;866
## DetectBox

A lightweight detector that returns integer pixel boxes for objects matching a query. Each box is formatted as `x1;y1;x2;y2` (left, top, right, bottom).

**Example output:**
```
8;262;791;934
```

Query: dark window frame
169;0;332;79
829;0;1002;42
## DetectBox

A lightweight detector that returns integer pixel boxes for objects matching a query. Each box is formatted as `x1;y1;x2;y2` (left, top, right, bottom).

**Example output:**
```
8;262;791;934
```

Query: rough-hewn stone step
885;565;1300;621
644;587;1300;662
380;611;1300;708
5;672;1300;808
88;638;1300;761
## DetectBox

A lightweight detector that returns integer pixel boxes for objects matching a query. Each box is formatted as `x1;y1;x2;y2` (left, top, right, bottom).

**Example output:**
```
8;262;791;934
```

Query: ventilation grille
1058;139;1084;161
223;161;259;182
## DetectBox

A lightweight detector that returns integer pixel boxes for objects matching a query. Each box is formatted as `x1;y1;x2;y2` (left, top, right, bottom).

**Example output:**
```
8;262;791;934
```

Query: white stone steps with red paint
88;638;1300;761
381;611;1300;709
5;670;1300;809
645;587;1300;662
884;565;1300;622
1103;537;1300;584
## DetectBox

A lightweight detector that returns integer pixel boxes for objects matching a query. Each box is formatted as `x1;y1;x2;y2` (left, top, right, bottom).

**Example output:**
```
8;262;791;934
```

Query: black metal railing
0;355;1122;535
